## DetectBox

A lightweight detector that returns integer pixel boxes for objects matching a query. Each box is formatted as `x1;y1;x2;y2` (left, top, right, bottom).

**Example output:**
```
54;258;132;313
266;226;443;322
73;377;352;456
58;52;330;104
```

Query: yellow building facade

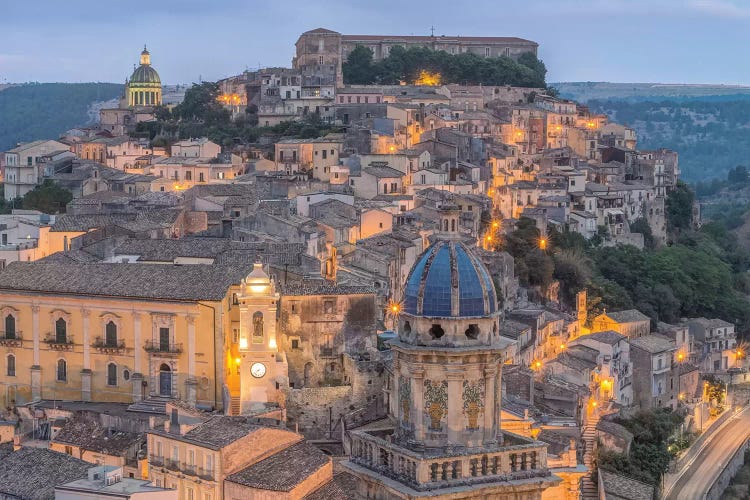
0;261;259;410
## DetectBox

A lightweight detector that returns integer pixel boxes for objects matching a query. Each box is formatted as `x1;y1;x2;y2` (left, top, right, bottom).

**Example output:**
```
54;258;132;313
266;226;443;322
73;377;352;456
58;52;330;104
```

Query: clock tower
237;263;288;414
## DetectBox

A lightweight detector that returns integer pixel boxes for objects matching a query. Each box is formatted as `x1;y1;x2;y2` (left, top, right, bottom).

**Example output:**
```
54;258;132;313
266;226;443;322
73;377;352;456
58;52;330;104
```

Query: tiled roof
304;472;359;499
0;447;90;500
363;166;404;178
51;214;136;232
52;414;144;456
606;309;650;324
599;469;654;500
281;281;375;296
579;330;626;345
227;441;328;491
629;334;675;354
0;262;252;301
149;416;267;450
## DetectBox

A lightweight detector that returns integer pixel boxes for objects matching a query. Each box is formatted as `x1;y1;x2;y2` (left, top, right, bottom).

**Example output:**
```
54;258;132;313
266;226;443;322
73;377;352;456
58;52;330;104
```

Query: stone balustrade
349;430;550;491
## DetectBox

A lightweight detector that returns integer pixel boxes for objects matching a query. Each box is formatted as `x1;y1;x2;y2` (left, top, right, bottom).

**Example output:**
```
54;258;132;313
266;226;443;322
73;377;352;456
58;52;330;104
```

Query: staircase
127;395;172;415
581;414;600;499
228;395;241;416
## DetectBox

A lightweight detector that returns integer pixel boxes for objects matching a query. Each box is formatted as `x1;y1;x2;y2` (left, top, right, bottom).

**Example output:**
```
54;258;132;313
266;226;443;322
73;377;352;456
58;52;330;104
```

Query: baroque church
341;204;562;499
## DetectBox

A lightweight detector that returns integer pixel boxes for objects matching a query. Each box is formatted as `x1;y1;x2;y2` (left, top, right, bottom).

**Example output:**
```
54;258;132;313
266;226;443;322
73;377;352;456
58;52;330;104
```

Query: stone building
342;205;559;498
0;259;259;410
294;28;539;88
278;282;376;389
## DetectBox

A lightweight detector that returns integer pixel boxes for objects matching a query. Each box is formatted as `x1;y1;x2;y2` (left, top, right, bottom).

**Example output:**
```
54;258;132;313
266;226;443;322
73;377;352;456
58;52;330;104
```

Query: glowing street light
539;237;548;250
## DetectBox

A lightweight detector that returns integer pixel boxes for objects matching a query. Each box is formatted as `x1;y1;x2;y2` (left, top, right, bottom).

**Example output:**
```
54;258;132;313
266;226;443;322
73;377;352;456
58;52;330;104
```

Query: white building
4;140;71;200
56;465;176;500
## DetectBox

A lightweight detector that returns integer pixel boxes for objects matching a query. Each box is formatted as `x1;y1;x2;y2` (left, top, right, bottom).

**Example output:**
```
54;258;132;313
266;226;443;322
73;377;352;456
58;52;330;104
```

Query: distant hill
552;81;750;103
552;82;750;182
0;82;123;151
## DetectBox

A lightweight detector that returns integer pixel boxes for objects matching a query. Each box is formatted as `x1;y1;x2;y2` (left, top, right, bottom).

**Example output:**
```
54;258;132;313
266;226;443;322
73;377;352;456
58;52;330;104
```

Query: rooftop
577;330;627;345
0;446;90;500
604;309;651;324
52;415;144;456
227;441;329;491
149;416;273;450
0;262;253;301
598;469;654;500
629;334;675;354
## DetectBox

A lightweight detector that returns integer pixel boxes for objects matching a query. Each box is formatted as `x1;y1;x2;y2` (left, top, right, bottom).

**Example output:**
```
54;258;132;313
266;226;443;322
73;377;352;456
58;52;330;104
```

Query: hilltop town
0;28;745;500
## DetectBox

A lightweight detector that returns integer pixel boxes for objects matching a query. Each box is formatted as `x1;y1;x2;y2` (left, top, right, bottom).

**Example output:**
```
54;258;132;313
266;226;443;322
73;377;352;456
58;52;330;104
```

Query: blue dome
403;241;497;318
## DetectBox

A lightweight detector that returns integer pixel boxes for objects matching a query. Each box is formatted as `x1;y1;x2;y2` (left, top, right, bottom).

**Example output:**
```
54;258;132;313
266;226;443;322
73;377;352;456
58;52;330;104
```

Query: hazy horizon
3;0;750;85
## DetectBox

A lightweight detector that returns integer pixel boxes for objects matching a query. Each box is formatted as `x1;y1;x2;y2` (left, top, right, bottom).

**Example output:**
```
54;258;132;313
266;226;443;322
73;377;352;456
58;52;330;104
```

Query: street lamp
539;237;547;250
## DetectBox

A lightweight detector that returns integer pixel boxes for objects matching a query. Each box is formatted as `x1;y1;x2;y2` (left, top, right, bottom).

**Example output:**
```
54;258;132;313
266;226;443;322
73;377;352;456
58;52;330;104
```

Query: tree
629;217;655;249
342;45;376;85
21;180;72;214
553;249;592;306
666;181;695;233
727;165;749;186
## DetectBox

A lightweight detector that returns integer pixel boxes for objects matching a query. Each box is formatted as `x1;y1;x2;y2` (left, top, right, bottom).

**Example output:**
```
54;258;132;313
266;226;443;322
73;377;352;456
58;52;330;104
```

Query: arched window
6;354;15;377
55;318;67;344
4;314;15;339
107;363;117;386
252;312;264;343
57;359;67;382
105;321;117;347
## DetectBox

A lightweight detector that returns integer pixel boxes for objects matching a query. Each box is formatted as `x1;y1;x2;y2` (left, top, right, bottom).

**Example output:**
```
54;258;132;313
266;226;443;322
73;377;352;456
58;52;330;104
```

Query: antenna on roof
430;26;435;37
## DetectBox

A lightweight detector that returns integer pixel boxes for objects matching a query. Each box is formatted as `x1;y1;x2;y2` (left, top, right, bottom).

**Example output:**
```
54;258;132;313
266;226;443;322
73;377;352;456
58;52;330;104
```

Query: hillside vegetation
0;83;123;151
588;98;750;182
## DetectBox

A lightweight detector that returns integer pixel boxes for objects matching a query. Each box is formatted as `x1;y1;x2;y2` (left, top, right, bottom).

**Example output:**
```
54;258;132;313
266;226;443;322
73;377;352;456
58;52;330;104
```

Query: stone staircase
127;395;172;415
228;395;241;416
581;414;600;500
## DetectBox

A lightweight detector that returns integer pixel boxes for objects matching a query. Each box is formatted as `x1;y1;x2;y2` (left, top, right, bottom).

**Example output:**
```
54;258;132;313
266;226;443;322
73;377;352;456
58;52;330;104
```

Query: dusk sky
2;0;749;85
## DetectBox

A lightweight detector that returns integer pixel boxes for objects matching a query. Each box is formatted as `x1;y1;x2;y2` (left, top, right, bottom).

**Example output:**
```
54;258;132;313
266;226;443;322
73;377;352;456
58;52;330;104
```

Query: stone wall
278;294;376;389
285;386;353;440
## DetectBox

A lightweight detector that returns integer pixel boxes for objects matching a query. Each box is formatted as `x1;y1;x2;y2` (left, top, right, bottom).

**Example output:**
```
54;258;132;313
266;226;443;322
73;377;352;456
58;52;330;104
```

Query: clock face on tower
250;362;266;378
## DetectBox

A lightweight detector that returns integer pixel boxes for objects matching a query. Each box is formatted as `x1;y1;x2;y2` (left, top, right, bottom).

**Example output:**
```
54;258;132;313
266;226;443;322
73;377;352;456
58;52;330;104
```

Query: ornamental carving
462;380;485;430
399;376;411;425
424;380;448;431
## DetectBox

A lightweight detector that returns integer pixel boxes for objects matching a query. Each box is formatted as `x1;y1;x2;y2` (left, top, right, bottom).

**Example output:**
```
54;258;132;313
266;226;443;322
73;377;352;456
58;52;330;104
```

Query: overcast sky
2;0;748;85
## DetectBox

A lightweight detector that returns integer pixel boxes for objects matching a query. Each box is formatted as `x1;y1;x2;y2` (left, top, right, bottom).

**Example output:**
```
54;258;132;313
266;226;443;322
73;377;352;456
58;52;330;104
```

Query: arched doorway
304;362;314;387
159;364;172;397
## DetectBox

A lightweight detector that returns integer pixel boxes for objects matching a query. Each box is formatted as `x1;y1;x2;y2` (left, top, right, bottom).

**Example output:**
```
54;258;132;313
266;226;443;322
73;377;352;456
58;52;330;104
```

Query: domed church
343;203;560;499
125;46;162;107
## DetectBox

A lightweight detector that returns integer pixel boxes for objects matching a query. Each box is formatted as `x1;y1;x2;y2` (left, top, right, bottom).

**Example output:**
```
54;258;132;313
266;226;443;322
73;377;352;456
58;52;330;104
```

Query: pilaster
30;365;41;401
410;367;425;442
484;365;498;445
132;311;141;373
81;369;92;402
186;314;197;381
446;369;463;445
131;372;143;402
81;308;90;370
31;305;39;366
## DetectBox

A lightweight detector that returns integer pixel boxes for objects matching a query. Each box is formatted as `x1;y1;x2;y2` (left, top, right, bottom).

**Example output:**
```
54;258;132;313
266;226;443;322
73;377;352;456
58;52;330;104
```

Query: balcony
92;337;126;354
198;468;215;481
165;458;180;471
44;335;74;350
0;332;22;347
182;463;197;476
149;455;164;467
320;347;336;358
144;341;183;357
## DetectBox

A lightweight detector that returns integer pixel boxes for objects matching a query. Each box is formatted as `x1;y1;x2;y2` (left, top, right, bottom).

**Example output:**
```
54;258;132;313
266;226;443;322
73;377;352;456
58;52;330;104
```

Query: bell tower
237;263;288;414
